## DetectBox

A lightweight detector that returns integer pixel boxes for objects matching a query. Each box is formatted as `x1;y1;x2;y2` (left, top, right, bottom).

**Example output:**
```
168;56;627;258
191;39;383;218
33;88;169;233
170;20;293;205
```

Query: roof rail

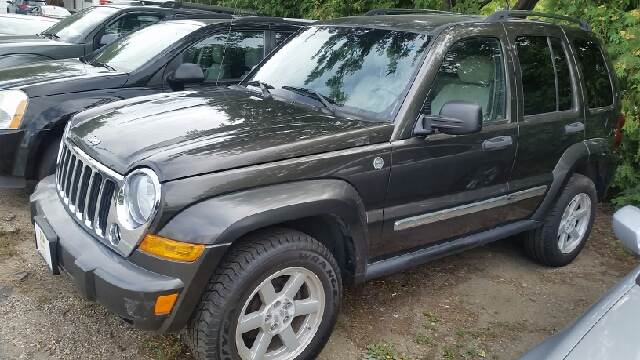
364;8;452;16
159;1;262;16
486;10;591;31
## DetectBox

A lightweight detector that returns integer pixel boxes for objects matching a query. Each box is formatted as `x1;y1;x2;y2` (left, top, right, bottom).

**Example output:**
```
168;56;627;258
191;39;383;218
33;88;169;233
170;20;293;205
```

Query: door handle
564;122;585;135
482;136;513;151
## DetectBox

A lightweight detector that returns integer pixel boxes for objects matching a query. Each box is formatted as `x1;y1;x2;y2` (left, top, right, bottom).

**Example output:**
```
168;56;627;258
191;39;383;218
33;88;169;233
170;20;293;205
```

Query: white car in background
30;4;70;18
0;13;58;35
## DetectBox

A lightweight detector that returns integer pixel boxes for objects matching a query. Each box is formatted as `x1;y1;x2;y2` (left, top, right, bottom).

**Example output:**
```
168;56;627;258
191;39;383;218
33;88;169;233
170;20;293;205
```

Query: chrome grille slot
55;142;121;240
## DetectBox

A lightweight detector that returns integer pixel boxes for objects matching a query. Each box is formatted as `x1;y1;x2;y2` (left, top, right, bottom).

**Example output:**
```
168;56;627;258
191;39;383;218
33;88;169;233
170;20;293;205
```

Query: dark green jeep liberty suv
30;9;621;360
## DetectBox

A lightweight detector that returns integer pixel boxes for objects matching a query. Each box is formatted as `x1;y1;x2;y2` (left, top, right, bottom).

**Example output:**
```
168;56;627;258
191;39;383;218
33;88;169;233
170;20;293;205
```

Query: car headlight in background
116;168;161;228
0;90;28;129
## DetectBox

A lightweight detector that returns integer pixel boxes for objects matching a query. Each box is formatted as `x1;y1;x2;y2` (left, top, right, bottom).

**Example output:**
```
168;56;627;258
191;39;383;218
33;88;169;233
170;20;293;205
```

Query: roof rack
486;10;591;31
364;8;452;16
159;1;263;16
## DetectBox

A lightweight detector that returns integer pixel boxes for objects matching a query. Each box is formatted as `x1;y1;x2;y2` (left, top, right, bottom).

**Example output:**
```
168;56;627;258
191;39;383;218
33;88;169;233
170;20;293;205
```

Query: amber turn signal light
155;293;178;316
139;234;205;262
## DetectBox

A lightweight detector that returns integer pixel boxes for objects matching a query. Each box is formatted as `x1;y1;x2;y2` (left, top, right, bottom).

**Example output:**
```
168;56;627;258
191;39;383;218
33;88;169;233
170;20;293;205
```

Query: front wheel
185;228;342;360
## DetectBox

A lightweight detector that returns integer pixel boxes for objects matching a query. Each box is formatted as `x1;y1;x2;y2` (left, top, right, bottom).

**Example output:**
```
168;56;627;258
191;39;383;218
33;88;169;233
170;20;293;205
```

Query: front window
424;37;506;124
89;22;201;73
246;26;430;121
180;31;265;83
42;6;119;43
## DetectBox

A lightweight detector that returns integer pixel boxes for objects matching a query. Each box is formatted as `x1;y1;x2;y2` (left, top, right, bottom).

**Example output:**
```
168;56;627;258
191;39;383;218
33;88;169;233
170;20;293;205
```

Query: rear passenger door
506;24;584;205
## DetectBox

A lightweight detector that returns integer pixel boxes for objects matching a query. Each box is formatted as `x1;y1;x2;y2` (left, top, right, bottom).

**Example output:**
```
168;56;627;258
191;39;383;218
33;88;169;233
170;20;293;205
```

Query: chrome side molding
394;186;547;231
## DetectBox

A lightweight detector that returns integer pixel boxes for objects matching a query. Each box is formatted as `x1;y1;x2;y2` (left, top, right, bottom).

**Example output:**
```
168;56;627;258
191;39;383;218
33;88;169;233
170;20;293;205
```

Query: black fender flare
532;140;612;221
18;95;123;178
158;179;370;277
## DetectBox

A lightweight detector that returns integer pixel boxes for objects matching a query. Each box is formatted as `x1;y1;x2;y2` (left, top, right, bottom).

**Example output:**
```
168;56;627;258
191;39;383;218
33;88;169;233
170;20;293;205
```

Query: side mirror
99;33;118;47
613;205;640;257
170;63;205;84
415;101;483;136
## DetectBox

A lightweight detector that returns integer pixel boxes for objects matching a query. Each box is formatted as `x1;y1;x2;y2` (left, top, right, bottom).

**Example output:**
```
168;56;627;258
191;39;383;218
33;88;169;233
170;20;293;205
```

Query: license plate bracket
34;216;59;275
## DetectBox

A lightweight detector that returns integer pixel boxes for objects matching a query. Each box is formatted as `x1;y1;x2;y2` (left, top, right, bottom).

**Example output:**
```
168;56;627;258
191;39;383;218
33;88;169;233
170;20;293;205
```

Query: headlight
117;168;161;228
0;90;28;129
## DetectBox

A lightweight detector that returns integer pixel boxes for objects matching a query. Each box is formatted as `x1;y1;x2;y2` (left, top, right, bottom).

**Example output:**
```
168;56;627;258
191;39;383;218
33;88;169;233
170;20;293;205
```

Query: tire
37;137;61;181
185;228;342;360
524;174;597;267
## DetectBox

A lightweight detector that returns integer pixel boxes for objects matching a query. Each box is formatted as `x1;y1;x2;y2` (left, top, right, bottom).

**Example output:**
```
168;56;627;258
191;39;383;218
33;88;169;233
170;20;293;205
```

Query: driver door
376;29;520;260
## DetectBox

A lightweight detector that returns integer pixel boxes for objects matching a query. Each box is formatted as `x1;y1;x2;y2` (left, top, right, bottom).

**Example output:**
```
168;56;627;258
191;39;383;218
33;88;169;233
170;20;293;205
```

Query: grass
364;342;411;360
414;332;433;345
141;334;189;360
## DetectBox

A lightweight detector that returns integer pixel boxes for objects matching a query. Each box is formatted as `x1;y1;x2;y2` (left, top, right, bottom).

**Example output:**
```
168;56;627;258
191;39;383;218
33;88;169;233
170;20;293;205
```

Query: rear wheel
185;228;342;360
524;174;597;267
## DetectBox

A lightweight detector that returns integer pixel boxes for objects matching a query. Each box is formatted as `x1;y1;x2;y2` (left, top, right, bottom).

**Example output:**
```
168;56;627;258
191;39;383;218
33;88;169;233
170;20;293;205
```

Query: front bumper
30;176;229;331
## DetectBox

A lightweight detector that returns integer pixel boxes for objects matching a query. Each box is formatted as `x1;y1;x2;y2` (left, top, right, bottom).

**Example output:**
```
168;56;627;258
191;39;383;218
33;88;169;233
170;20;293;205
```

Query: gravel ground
0;188;635;360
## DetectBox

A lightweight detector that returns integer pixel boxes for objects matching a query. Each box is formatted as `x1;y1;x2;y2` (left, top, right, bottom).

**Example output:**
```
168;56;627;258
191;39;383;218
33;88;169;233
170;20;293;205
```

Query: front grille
56;142;119;238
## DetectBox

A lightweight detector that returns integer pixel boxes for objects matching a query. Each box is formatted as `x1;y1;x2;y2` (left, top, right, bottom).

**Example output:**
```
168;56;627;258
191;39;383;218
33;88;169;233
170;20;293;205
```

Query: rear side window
516;36;556;115
516;36;575;115
550;38;573;111
573;39;613;108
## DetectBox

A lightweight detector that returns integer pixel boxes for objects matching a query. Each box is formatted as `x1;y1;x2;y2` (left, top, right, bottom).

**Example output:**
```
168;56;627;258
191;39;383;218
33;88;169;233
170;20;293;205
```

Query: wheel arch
157;179;370;282
532;140;613;221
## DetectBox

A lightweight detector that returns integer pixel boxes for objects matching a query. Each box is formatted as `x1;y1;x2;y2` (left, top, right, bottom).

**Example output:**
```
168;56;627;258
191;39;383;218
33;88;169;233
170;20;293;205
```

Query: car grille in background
56;142;118;238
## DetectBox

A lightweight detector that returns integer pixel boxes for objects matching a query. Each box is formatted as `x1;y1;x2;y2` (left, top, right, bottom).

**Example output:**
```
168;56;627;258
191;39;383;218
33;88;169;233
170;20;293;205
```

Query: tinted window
550;38;573;111
91;22;200;73
181;31;265;82
275;32;292;46
425;37;506;124
103;13;161;39
573;38;613;108
42;6;118;43
516;36;556;115
248;26;430;121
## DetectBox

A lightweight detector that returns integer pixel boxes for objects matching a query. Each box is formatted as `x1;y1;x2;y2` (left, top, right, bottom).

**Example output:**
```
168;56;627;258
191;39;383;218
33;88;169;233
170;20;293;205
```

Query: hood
0;36;82;62
0;59;127;93
68;88;392;181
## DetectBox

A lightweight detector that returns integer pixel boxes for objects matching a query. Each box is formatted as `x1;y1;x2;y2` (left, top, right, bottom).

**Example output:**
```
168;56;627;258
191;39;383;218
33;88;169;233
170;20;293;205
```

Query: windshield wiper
281;85;337;116
40;32;59;40
90;60;116;71
245;80;273;98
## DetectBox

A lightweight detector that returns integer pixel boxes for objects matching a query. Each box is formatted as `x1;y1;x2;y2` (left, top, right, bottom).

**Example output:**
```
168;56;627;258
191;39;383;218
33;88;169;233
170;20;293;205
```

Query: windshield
43;6;118;43
90;22;201;73
247;26;430;121
0;17;56;35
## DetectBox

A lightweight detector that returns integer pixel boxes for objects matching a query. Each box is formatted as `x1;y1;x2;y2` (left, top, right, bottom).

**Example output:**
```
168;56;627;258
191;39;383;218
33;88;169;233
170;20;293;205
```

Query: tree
513;0;539;10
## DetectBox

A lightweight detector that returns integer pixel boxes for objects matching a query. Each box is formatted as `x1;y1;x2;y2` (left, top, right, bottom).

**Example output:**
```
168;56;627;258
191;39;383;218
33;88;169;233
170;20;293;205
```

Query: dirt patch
0;189;635;360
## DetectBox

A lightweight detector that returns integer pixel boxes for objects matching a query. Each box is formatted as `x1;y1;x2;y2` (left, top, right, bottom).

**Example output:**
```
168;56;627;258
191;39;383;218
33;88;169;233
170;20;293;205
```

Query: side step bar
363;220;540;281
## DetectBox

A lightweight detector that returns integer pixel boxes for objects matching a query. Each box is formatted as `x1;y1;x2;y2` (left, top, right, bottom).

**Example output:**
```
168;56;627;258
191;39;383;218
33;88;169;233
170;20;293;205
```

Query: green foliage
364;342;411;360
537;0;640;206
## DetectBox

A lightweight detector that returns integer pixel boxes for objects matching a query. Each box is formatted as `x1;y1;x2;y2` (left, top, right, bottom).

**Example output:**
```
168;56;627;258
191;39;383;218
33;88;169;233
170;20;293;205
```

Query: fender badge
86;135;101;146
372;157;384;170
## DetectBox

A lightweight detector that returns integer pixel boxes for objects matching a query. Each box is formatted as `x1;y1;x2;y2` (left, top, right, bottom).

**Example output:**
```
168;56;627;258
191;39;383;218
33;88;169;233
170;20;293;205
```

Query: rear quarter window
573;38;613;108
